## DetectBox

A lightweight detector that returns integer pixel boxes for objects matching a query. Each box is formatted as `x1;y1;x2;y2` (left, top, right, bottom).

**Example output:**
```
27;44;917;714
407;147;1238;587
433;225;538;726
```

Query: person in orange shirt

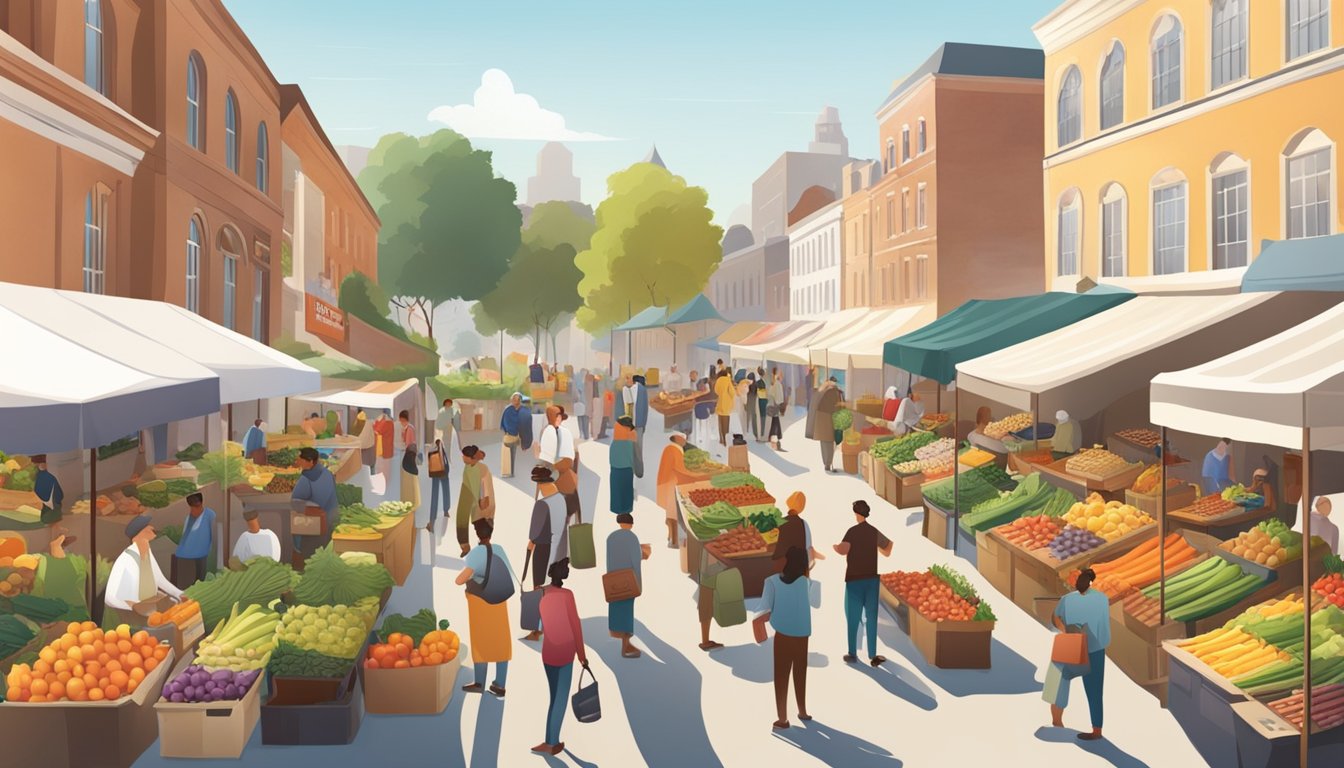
657;433;705;547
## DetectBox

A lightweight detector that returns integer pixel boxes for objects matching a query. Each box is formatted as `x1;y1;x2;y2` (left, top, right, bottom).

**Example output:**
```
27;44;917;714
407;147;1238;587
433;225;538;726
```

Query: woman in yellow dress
454;518;513;696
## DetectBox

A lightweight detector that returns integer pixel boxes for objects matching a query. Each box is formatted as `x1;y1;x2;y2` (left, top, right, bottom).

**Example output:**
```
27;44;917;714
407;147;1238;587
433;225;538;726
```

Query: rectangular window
1212;170;1249;268
252;267;265;341
901;190;910;232
918;120;927;154
885;198;895;238
1288;0;1331;61
901;259;912;301
1101;197;1126;277
915;255;929;300
83;190;108;295
916;185;927;228
1151;18;1183;109
901;127;910;162
1153;182;1188;275
1211;0;1247;89
1287;148;1332;239
1057;205;1079;276
223;256;237;330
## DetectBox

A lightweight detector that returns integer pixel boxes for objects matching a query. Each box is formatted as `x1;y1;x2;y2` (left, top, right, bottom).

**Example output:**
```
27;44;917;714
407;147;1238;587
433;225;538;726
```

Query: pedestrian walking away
426;438;451;535
605;514;651;658
526;464;570;641
1045;568;1110;741
455;518;514;697
500;393;527;478
397;410;421;509
773;491;825;574
714;369;735;447
833;500;893;666
608;417;636;515
754;546;813;730
534;559;588;756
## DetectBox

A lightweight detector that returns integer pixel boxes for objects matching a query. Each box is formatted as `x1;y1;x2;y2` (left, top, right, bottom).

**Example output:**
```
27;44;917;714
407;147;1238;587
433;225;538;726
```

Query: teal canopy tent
1241;235;1344;293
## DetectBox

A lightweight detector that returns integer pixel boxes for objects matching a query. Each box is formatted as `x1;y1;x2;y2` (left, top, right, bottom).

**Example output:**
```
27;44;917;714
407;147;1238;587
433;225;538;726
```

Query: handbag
428;449;445;476
568;522;596;569
465;545;516;605
602;569;640;602
571;664;601;723
1051;627;1090;667
766;404;780;419
519;557;543;631
402;446;419;475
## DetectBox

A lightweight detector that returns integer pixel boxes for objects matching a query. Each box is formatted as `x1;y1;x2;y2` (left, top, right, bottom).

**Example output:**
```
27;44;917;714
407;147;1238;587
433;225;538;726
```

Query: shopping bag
519;556;543;631
571;664;601;723
465;545;516;605
712;568;746;627
808;578;822;609
1051;630;1090;667
602;569;641;602
569;522;596;569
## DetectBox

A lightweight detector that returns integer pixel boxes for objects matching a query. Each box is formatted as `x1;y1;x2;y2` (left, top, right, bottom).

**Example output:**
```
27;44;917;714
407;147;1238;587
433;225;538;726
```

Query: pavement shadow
876;610;1042;697
745;442;811;477
773;719;902;767
706;639;829;685
1034;726;1152;768
581;617;724;768
468;690;506;768
853;661;938;711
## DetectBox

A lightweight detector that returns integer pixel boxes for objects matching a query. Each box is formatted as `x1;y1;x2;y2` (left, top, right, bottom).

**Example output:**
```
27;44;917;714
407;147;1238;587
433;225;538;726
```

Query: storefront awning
693;321;766;353
957;293;1339;419
730;320;822;363
1151;301;1344;451
884;292;1135;384
1242;235;1344;294
821;304;937;370
770;308;872;367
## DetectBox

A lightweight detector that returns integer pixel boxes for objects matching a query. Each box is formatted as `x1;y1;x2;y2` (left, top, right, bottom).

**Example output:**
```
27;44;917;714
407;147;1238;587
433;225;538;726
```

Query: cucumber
1169;573;1265;621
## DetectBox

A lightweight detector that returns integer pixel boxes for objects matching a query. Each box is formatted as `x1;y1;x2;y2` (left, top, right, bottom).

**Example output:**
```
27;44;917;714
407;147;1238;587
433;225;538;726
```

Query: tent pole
952;383;960;551
1301;425;1312;768
1159;427;1167;620
284;398;289;431
87;448;97;616
226;403;233;563
1031;393;1040;451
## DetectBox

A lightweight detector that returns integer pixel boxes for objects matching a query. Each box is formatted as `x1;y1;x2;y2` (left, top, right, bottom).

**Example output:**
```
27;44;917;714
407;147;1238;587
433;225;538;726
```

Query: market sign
305;294;346;342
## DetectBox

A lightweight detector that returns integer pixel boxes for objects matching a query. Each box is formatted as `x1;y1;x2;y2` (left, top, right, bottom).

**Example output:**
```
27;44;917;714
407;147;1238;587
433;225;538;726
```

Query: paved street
135;407;1207;768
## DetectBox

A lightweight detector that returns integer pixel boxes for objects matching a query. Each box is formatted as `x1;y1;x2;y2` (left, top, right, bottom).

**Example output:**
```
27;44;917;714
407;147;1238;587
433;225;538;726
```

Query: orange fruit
125;652;143;668
29;679;47;696
85;661;101;677
131;631;149;646
48;681;64;700
153;646;168;661
144;657;158;673
109;671;129;689
393;660;409;669
410;655;423;667
33;660;50;676
128;667;145;682
428;652;444;665
116;640;132;654
65;678;85;698
105;660;122;673
65;622;81;636
77;631;94;645
38;647;56;665
127;679;139;694
88;688;104;701
103;684;120;700
103;630;117;643
56;671;71;684
83;674;98;690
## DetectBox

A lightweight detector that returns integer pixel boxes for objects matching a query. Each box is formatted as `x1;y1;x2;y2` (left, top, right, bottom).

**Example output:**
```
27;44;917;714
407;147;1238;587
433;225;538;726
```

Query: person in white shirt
233;509;282;565
538;405;581;522
435;398;460;452
890;390;925;436
105;515;183;627
664;365;684;393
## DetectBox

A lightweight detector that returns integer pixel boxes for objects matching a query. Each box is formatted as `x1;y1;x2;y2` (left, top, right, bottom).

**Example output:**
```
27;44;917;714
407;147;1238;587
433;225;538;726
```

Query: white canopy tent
769;308;872;366
822;304;937;370
729;320;822;364
956;293;1337;421
295;379;421;413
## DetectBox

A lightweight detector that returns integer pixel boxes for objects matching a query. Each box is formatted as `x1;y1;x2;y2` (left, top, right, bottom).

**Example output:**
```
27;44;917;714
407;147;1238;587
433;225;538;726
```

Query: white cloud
427;69;619;142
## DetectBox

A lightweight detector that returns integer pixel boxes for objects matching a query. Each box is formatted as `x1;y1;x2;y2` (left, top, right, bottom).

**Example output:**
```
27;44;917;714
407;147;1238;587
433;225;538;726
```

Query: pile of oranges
4;621;170;703
363;628;460;670
880;571;977;622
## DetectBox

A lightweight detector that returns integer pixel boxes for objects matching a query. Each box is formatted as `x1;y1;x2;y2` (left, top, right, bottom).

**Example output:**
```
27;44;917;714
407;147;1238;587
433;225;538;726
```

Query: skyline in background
228;0;1060;225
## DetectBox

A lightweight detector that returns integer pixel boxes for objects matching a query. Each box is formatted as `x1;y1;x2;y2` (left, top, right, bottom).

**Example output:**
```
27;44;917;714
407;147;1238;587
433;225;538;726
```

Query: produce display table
1167;503;1276;541
676;487;776;599
650;391;714;433
1164;642;1258;768
363;633;466;714
999;525;1159;621
878;584;993;669
0;644;175;768
1035;456;1143;495
154;650;262;759
332;514;414;586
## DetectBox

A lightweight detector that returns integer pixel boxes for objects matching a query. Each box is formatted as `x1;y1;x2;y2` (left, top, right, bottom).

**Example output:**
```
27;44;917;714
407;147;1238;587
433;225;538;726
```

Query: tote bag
465;545;516;605
1051;628;1090;667
571;664;601;723
518;557;543;631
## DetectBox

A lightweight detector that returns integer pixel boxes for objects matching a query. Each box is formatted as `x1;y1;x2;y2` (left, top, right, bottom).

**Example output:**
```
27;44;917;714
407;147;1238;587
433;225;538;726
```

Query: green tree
575;163;722;331
471;241;583;359
523;201;595;252
338;271;409;342
357;130;521;339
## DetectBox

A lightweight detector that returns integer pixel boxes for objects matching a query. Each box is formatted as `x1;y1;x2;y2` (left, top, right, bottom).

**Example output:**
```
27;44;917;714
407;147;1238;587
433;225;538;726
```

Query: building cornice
1032;0;1145;54
876;74;1042;124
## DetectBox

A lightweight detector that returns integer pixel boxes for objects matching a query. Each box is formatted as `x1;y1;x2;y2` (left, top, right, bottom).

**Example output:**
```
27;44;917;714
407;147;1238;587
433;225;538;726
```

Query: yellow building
1034;0;1344;289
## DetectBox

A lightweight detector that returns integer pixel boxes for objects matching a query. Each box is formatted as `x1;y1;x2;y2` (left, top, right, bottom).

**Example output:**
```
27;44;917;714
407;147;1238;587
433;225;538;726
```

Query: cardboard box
1012;551;1067;617
923;501;950;549
363;642;465;714
976;531;1014;600
260;666;364;746
1107;602;1184;685
388;514;415;585
1166;645;1249;768
147;614;205;658
892;471;924;510
0;646;174;768
908;609;993;669
727;444;749;471
154;654;263;758
1125;484;1198;517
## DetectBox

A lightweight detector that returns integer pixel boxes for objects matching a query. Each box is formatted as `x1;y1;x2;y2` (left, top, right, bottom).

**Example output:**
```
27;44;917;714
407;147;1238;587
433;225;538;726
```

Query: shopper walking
754;546;813;731
397;410;421;508
628;374;649;478
500;393;526;478
774;491;825;574
693;378;714;449
574;369;591;439
591;373;609;440
534;559;588;756
526;465;570;642
354;409;375;474
834;500;892;666
744;372;761;442
609;416;636;515
1045;567;1110;740
755;367;768;440
606;514;650;658
808;377;842;472
767;368;785;449
455;446;495;557
455;518;513;697
539;405;581;521
714;369;735;446
426;438;451;535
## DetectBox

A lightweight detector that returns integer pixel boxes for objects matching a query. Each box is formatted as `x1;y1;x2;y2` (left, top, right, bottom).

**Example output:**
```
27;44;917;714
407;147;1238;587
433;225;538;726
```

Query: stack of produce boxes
679;471;781;599
331;501;416;585
878;565;996;669
919;464;1015;550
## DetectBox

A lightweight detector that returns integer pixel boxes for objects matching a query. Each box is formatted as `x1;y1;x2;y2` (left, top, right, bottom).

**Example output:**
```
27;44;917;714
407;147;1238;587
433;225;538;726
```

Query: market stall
817;304;937;400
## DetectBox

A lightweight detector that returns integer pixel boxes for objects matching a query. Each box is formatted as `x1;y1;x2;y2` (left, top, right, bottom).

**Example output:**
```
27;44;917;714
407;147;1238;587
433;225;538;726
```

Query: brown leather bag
1051;631;1089;667
602;569;640;603
554;452;578;495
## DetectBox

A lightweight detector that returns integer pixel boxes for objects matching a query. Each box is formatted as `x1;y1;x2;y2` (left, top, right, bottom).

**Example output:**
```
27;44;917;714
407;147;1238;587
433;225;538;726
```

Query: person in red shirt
534;559;588;756
371;409;395;495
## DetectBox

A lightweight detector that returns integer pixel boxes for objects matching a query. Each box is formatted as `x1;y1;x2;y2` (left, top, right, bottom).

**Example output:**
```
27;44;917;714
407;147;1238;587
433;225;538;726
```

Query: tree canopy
471;241;584;358
575;163;722;332
357;129;521;338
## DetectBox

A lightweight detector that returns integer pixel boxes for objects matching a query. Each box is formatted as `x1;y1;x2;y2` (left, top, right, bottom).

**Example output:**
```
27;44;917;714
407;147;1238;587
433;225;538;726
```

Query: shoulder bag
602;569;640;603
519;557;543;631
402;445;419;475
465;545;516;605
1051;624;1090;668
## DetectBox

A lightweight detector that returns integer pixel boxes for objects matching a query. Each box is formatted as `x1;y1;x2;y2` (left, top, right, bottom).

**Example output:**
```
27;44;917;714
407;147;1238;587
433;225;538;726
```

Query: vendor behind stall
242;419;267;465
232;509;281;566
1202;438;1234;494
172;492;215;589
1052;410;1081;458
291;447;338;558
32;454;63;531
105;515;182;628
1247;468;1277;514
890;391;925;436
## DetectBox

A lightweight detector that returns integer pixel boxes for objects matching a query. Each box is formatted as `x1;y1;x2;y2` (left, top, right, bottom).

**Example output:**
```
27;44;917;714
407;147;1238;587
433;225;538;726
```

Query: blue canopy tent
612;296;726;369
1241;234;1344;293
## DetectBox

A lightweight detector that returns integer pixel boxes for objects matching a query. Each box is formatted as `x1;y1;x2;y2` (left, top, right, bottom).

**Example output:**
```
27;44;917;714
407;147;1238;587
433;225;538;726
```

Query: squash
0;537;26;560
11;554;38;570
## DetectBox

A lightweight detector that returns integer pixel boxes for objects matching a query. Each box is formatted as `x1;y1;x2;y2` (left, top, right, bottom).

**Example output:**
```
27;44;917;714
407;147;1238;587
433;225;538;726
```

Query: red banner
305;294;346;342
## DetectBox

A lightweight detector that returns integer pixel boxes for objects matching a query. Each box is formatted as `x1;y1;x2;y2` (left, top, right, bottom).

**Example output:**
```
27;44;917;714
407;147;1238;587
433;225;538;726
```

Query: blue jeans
1047;649;1106;728
429;474;451;523
544;662;573;744
474;661;508;688
845;578;880;658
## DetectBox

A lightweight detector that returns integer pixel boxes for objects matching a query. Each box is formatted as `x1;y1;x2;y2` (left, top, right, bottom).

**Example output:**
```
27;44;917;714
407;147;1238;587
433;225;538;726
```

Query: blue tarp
666;294;723;325
883;292;1135;384
1242;235;1344;293
613;305;670;332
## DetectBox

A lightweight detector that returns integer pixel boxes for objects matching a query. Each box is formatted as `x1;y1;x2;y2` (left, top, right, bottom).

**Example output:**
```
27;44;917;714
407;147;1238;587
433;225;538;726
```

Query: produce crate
363;637;466;715
922;499;950;550
0;488;42;509
147;463;200;482
1164;642;1251;768
867;457;886;499
908;609;993;669
1212;538;1330;587
1011;550;1068;620
1036;456;1139;494
890;469;924;510
386;514;415;585
1125;484;1199;517
146;613;205;658
1046;524;1160;577
975;530;1014;599
154;653;263;759
859;451;873;484
1007;450;1054;476
1167;502;1273;540
332;530;396;575
0;646;174;768
1106;601;1185;688
331;448;361;484
260;664;364;746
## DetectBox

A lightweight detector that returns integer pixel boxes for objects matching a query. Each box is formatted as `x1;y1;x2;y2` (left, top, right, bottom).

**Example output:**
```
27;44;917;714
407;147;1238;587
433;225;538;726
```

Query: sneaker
489;684;506;697
462;683;484;694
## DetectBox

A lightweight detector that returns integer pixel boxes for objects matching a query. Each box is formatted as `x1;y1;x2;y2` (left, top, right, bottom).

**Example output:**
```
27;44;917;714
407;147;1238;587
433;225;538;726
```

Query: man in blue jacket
500;393;526;478
174;492;215;588
291;447;337;561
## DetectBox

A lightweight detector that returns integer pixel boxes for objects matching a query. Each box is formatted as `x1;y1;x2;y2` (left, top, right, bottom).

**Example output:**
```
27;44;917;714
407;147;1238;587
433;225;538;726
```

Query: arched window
1151;15;1183;109
901;125;910;162
1100;43;1125;130
219;226;244;329
186;53;203;150
1288;0;1331;61
255;122;269;192
224;90;239;174
83;187;108;294
1057;66;1082;147
186;216;203;312
1210;153;1249;268
1211;0;1248;89
1151;168;1188;275
84;0;104;94
917;118;927;153
1057;189;1081;276
1100;183;1127;277
1285;128;1334;239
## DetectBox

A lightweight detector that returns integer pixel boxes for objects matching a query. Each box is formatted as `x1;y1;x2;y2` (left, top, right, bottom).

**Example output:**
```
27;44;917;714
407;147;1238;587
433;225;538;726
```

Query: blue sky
229;0;1062;224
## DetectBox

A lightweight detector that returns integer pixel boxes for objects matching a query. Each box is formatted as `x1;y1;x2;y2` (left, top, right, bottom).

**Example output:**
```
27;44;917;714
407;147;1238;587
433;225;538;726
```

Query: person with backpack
426;438;451;536
455;518;514;697
534;559;588;756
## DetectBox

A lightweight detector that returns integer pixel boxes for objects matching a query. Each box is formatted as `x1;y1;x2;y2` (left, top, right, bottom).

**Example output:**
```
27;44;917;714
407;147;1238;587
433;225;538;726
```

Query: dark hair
531;464;555;483
827;376;837;383
853;499;870;518
298;447;320;464
747;372;756;382
254;419;263;427
1221;437;1232;444
310;413;319;419
616;513;634;525
472;518;493;541
461;444;479;458
548;558;571;587
186;492;204;507
1076;568;1097;593
443;398;453;406
780;547;808;585
398;409;410;420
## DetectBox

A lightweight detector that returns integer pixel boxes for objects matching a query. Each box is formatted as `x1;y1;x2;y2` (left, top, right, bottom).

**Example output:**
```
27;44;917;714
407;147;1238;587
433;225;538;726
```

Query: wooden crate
890;470;925;510
1012;550;1068;617
976;530;1014;600
923;500;950;549
909;609;994;669
1126;484;1198;517
1107;601;1186;685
